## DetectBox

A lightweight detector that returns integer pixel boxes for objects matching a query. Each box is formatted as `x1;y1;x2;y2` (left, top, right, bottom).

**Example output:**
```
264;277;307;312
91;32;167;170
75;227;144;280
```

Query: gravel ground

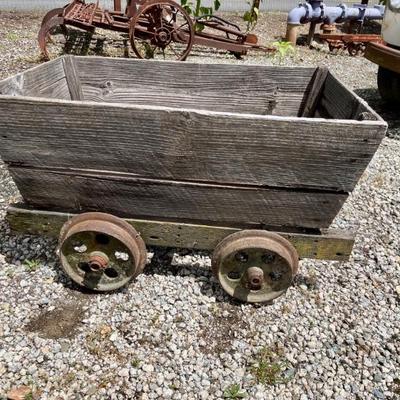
0;11;399;400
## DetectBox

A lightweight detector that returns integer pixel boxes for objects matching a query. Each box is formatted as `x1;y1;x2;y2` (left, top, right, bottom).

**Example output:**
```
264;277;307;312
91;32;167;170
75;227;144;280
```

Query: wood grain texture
315;72;378;120
75;56;317;116
0;58;70;100
62;56;83;100
300;67;329;118
6;204;355;261
0;97;386;192
8;167;348;230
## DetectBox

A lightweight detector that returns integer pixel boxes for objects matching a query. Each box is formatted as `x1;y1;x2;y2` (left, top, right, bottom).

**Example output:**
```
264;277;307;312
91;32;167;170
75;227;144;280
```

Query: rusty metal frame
365;41;400;74
316;32;384;56
38;0;274;60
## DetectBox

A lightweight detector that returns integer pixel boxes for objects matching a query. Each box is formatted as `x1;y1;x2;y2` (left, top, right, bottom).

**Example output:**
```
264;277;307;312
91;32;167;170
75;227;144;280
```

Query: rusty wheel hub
212;230;299;303
57;212;147;291
155;27;172;45
129;0;194;61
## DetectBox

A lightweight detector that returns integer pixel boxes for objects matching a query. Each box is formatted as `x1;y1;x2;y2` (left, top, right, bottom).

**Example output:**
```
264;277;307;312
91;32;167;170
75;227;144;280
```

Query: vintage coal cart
0;56;386;302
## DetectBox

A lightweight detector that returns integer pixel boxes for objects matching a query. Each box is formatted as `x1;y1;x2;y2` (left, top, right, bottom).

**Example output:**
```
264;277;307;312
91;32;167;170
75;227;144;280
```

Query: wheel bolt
247;267;264;290
88;252;109;272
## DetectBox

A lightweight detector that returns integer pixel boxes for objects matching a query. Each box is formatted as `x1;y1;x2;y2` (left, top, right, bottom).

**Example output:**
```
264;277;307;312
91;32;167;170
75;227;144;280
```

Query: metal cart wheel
212;230;299;303
129;0;195;61
57;212;147;291
38;15;69;60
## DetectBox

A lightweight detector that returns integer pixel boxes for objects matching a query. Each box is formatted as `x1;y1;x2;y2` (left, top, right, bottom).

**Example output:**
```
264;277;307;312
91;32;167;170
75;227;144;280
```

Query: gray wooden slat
0;96;386;192
62;55;84;101
75;56;317;116
8;167;347;230
316;72;374;120
300;67;329;118
0;58;70;100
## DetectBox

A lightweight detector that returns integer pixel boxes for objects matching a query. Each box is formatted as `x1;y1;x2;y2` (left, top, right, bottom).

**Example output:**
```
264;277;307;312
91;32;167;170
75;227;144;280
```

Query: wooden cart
0;56;387;302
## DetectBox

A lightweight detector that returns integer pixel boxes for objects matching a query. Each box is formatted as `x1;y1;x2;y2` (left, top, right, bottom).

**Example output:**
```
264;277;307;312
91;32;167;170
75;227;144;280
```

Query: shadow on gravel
0;228;275;306
51;28;128;58
145;247;275;307
355;88;400;139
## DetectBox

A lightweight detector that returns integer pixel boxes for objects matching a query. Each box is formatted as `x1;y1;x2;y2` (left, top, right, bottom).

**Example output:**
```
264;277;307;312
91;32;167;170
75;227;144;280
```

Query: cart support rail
7;205;355;261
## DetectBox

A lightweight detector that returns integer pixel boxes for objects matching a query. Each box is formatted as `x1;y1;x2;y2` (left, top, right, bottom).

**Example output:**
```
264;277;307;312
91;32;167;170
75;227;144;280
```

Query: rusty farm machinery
38;0;273;60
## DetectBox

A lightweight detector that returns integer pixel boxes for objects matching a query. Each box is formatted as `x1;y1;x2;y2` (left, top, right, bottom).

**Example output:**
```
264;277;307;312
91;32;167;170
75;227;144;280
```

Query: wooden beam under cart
7;205;355;261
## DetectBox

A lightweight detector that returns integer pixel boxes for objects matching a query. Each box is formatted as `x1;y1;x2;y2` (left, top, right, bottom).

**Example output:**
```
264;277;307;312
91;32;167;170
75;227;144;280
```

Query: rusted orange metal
38;0;274;61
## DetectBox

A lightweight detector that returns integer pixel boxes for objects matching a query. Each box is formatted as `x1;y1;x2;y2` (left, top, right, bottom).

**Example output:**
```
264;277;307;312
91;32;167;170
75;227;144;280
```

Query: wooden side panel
8;167;347;230
62;56;84;101
300;67;329;117
0;58;71;100
0;97;386;192
75;56;316;116
6;205;355;261
316;72;376;120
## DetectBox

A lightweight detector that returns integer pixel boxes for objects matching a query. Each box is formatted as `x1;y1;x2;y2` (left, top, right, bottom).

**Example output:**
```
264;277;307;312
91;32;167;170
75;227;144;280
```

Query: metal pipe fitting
286;0;385;44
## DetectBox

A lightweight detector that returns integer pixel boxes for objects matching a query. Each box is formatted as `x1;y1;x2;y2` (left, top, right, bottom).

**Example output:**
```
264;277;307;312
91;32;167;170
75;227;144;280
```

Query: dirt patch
25;301;86;339
198;304;249;355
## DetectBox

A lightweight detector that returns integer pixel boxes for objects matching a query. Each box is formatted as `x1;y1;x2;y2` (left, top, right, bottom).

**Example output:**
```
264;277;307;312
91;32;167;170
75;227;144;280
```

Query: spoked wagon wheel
38;15;69;60
129;0;194;61
212;230;299;303
57;213;147;291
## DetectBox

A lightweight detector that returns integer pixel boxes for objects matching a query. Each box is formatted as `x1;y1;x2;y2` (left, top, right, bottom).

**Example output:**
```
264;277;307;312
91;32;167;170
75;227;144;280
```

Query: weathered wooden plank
75;56;316;116
6;204;355;261
8;167;347;230
0;58;70;100
62;55;84;101
316;72;378;120
300;67;329;117
0;97;386;192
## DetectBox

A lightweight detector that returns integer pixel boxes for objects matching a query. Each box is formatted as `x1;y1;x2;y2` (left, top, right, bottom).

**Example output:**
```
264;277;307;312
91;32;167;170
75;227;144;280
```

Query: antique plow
38;0;274;60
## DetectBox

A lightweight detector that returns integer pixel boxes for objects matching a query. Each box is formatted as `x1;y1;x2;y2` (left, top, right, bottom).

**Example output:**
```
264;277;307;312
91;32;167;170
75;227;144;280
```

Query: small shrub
24;259;40;272
131;358;141;368
180;0;221;17
223;383;247;399
249;345;293;385
272;41;295;63
243;0;261;31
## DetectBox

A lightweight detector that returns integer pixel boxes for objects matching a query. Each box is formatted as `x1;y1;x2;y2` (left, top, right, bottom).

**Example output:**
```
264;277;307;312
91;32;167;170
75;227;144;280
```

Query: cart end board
0;56;387;233
6;205;355;262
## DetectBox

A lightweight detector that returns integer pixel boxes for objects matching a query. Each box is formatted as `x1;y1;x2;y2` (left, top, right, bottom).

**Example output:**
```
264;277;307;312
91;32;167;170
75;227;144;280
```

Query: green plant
24;259;40;272
223;383;247;399
6;32;19;41
249;345;292;385
272;41;295;63
180;0;221;17
243;0;262;31
181;0;221;31
131;358;141;368
24;393;33;400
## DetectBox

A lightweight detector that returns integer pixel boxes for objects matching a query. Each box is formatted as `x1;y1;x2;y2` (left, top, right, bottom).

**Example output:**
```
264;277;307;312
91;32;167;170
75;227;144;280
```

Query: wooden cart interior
0;56;387;263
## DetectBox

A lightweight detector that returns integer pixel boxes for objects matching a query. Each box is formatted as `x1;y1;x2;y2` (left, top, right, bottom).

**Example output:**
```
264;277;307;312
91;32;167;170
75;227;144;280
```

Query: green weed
223;383;247;399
